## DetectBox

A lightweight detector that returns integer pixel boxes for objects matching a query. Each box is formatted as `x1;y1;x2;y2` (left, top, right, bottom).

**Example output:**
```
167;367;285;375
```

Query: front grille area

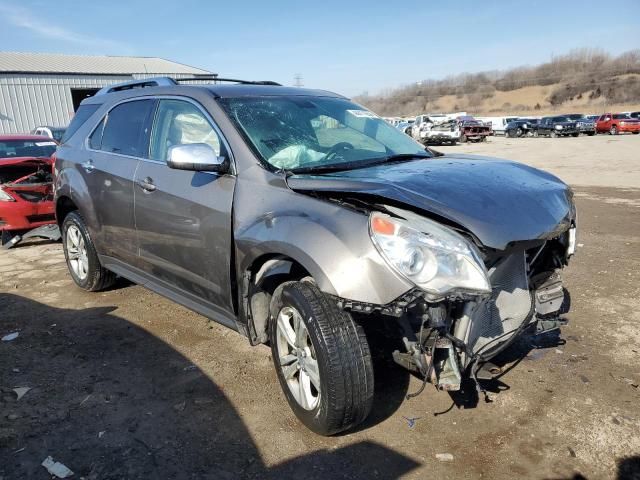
466;251;533;355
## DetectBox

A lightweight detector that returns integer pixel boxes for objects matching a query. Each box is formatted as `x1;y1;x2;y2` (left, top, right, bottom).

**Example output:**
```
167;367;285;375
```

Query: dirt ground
1;135;639;480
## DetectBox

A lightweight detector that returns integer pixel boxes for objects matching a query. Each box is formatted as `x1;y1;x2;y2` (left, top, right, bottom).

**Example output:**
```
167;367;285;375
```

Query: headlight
555;125;563;130
0;187;15;202
369;212;491;297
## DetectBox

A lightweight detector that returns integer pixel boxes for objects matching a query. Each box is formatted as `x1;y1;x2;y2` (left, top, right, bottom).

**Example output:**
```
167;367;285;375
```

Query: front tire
62;211;116;291
269;282;374;435
610;125;618;135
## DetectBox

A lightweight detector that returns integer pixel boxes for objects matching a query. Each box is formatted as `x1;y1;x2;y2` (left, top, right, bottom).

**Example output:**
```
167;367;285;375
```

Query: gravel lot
1;134;639;479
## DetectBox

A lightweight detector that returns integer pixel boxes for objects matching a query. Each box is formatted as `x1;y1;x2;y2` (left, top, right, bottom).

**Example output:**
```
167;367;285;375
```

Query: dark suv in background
536;116;580;137
55;77;576;435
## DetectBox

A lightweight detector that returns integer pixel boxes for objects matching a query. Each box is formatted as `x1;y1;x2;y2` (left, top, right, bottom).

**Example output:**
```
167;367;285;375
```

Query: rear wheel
269;282;373;435
62;211;116;291
516;127;523;137
572;132;580;137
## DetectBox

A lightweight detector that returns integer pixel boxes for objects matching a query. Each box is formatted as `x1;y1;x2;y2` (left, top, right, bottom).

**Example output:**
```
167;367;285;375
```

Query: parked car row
505;113;639;138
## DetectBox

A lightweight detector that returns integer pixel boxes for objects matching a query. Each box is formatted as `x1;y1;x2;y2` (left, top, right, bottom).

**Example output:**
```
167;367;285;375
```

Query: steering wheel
324;142;354;161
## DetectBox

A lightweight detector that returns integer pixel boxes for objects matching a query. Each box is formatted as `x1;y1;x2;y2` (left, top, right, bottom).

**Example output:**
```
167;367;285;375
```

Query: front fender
234;175;412;306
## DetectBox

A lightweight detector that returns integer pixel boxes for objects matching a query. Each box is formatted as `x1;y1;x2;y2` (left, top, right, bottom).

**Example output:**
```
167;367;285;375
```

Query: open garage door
70;88;100;112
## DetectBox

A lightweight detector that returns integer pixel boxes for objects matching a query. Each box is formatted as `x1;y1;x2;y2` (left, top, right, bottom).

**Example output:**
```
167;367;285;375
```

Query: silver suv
55;77;576;435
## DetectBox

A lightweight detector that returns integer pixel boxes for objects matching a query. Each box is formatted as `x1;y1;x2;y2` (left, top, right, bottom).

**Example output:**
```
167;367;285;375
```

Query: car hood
287;155;575;250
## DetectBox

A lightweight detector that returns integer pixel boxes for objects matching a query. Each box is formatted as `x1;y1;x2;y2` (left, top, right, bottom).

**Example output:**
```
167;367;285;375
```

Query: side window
89;118;105;150
150;99;222;162
101;100;155;157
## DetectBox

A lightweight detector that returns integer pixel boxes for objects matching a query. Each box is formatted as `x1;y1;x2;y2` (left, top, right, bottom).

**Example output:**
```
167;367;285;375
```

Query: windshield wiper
290;153;433;175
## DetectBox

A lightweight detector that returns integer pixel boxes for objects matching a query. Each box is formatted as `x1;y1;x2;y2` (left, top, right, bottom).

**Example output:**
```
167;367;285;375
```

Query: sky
0;0;638;97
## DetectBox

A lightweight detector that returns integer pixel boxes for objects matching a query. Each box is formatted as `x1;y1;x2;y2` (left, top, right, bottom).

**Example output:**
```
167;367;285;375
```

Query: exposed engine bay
387;234;572;395
0;159;54;203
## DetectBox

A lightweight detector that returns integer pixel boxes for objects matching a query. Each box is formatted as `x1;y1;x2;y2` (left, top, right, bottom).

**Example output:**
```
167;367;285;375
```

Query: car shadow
0;294;419;479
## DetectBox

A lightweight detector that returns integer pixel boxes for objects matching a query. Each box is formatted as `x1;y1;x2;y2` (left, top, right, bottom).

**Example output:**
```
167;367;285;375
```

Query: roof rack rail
95;77;177;96
174;76;282;86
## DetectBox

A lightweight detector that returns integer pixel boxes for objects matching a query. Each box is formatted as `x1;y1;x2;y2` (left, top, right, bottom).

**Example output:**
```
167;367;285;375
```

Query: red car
595;113;640;135
0;135;57;244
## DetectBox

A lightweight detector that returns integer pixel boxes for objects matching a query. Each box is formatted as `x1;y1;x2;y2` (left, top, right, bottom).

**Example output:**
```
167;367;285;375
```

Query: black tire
572;132;580;137
269;282;373;435
587;132;596;136
632;131;639;135
516;127;523;137
62;211;116;291
610;125;618;135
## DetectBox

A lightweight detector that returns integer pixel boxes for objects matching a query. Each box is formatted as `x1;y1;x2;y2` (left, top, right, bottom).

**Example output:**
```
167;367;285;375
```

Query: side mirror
167;143;228;173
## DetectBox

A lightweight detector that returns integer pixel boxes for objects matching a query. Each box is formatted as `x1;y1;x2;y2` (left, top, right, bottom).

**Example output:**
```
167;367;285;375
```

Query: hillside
355;49;640;117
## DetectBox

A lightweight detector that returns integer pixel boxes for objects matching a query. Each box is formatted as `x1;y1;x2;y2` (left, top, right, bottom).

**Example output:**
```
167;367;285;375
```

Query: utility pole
294;74;303;87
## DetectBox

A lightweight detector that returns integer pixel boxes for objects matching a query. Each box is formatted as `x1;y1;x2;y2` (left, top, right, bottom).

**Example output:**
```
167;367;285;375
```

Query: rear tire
269;282;374;435
62;211;116;291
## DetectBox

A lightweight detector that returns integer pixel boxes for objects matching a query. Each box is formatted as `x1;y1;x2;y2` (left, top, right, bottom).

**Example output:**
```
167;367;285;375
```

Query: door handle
81;160;95;173
137;177;156;192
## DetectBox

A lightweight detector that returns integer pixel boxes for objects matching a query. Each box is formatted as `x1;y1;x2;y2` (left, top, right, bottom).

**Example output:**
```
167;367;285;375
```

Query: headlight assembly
369;212;491;297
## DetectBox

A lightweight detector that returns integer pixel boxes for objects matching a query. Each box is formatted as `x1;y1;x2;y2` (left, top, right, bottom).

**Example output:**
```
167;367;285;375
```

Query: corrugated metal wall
0;73;199;134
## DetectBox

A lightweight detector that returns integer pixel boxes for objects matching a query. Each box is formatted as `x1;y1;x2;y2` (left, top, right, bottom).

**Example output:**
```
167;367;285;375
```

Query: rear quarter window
61;104;100;144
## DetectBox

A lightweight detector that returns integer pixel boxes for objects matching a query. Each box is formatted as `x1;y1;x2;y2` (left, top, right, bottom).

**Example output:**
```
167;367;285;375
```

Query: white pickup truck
411;116;460;145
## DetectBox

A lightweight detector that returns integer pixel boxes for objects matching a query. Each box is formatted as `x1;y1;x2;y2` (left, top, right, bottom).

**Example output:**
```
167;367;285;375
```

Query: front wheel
610;126;618;135
550;130;557;138
62;211;116;291
269;282;374;435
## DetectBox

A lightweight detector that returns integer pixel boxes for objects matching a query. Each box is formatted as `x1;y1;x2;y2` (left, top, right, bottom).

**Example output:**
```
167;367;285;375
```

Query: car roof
83;84;346;105
0;134;54;141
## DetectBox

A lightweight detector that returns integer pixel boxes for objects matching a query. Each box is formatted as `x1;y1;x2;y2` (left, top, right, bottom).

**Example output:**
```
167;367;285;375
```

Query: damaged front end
368;207;575;394
0;157;56;241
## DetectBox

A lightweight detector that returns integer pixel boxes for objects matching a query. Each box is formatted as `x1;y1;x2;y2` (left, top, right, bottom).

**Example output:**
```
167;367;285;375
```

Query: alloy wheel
275;306;320;410
66;225;89;280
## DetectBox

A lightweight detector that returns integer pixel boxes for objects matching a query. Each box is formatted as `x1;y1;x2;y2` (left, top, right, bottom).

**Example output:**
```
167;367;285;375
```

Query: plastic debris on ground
13;387;31;401
402;416;421;429
2;332;19;342
436;453;454;462
41;456;74;478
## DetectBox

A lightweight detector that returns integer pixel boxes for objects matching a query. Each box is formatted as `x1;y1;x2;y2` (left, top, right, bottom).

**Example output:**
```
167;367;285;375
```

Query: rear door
133;97;236;315
84;98;156;265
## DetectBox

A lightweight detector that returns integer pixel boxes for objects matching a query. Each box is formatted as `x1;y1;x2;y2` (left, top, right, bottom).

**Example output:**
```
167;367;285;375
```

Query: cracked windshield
219;96;428;172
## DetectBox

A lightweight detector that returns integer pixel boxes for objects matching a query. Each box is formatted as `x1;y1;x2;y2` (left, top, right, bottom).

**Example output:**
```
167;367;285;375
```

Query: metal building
0;52;213;134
